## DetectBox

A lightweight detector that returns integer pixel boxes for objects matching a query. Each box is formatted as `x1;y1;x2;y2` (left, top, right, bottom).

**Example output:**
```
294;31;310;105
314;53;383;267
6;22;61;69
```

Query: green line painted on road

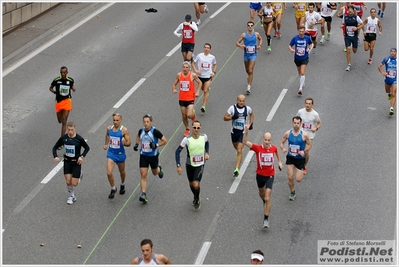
82;41;241;266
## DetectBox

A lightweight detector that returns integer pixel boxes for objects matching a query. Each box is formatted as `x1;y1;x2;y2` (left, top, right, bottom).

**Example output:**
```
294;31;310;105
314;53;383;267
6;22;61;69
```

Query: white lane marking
14;183;46;214
114;78;146;108
194;241;212;265
266;89;288;121
229;150;254;194
166;43;181;57
2;3;115;77
41;161;64;184
210;2;231;18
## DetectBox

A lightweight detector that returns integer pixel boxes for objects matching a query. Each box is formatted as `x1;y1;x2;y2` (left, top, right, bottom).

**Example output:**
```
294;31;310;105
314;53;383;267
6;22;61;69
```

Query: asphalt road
2;2;397;266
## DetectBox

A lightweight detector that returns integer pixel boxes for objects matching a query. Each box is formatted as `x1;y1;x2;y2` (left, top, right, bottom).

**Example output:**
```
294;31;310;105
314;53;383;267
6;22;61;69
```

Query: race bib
274;4;281;10
246;46;256;53
192;154;204;165
109;136;121;149
59;85;70;96
387;70;396;79
298;4;305;11
346;26;355;36
260;153;273;166
288;144;300;155
367;26;376;33
233;117;245;130
296;47;305;56
183;29;192;38
200;62;211;69
64;144;75;157
302;121;313;130
180;81;190;91
141;141;152;153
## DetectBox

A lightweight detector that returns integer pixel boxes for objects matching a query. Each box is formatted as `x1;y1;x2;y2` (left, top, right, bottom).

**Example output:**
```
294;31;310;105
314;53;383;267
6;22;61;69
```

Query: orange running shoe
303;167;307;175
184;128;190;137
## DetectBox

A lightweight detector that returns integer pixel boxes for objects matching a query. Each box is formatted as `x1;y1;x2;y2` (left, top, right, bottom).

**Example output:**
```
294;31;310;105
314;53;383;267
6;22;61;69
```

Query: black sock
264;215;269;220
190;186;195;194
194;188;200;200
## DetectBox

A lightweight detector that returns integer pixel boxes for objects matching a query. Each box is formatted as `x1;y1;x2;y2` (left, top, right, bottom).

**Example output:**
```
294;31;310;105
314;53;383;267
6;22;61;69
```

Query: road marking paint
229;150;254;194
195;242;212;265
166;43;181;57
113;78;146;108
14;183;46;214
41;161;64;184
2;3;115;77
266;89;288;121
210;2;231;18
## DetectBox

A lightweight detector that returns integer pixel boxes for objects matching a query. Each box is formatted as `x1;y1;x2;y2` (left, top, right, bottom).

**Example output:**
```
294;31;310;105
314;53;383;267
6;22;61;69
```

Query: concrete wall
3;2;59;33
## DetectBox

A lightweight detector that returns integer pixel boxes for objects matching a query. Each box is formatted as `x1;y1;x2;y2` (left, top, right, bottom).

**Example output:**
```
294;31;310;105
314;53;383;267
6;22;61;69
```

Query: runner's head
60;66;68;79
390;46;397;58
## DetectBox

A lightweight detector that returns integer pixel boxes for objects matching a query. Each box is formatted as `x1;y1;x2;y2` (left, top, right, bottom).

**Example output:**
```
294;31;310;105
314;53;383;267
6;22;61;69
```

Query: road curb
3;3;106;69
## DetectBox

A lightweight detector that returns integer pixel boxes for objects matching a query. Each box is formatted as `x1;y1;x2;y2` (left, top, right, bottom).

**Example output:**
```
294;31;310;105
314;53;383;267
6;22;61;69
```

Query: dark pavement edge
3;3;108;70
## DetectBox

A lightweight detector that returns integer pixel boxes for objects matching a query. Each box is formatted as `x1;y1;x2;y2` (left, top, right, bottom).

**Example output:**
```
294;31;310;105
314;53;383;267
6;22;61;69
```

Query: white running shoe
67;195;76;205
263;219;269;228
345;65;351;71
319;37;325;44
205;4;209;13
196;20;201;26
246;85;251;95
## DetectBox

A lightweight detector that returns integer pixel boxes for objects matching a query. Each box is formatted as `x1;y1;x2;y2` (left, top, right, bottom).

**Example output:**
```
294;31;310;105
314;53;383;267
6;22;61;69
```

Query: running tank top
287;129;305;158
108;125;125;155
178;71;195;101
262;6;273;18
182;24;195;44
365;16;379;33
139;127;159;156
244;32;257;55
137;253;158;265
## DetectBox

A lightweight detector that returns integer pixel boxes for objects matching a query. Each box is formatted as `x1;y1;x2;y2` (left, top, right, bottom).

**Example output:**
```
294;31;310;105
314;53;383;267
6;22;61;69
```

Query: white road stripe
266;89;288;121
210;2;231;18
41;161;64;184
194;241;212;265
2;3;115;77
166;43;181;57
113;78;146;108
229;150;254;194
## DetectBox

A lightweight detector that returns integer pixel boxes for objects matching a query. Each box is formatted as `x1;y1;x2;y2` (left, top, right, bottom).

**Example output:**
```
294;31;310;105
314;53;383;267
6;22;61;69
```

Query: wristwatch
177;164;181;167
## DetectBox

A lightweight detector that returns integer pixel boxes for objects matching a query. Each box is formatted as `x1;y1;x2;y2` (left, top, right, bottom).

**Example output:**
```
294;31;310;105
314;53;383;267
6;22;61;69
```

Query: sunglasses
192;126;201;130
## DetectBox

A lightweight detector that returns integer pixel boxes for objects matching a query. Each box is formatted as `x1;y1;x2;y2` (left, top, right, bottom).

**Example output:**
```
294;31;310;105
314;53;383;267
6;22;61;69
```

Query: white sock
300;75;305;89
67;185;74;196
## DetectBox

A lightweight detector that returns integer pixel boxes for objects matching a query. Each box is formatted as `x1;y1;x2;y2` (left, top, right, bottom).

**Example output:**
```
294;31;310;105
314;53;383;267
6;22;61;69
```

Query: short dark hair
143;114;153;121
141;239;153;248
293;116;302;123
305;97;314;104
308;2;315;7
60;66;68;72
192;120;201;126
204;43;211;49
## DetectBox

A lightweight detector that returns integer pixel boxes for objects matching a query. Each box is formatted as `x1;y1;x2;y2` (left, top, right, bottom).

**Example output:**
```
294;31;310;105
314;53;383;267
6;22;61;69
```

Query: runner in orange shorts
49;66;76;145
